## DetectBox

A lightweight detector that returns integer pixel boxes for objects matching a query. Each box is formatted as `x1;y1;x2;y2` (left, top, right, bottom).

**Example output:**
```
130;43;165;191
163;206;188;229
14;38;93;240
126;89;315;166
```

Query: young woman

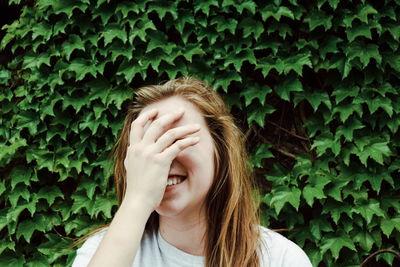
72;76;312;267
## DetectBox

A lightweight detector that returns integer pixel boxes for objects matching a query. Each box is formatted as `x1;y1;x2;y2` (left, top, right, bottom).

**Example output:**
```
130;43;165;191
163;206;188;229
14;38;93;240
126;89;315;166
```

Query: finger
142;108;185;144
129;108;158;146
160;136;200;161
154;124;201;153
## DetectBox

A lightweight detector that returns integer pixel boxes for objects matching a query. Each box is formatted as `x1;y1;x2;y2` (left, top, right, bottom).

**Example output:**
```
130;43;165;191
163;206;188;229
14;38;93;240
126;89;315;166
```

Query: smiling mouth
166;175;187;187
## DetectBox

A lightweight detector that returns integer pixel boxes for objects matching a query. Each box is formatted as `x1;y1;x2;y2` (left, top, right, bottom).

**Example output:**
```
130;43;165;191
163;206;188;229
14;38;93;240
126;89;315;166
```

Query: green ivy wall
0;0;399;266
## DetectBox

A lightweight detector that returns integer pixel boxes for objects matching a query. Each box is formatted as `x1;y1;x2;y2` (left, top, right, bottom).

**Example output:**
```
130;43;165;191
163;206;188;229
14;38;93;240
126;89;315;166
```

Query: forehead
141;96;205;124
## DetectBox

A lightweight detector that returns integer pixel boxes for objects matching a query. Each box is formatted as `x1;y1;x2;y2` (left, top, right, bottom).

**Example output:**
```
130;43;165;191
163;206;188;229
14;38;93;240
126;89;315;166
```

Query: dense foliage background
1;0;399;266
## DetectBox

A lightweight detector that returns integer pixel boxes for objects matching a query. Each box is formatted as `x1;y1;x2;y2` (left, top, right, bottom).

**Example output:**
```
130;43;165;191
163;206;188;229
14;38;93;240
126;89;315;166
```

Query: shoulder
72;228;108;267
258;226;313;267
71;227;157;267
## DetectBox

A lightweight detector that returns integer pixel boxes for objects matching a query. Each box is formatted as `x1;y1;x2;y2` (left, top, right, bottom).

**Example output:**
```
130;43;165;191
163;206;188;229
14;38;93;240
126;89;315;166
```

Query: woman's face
139;95;215;218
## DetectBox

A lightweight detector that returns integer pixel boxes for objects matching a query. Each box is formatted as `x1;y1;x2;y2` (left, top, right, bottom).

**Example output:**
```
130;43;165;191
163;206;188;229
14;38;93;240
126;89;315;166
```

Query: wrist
121;194;155;217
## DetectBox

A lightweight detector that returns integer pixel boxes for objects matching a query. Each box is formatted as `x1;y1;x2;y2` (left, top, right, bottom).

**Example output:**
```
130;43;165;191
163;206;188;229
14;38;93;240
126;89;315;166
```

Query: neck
159;209;207;256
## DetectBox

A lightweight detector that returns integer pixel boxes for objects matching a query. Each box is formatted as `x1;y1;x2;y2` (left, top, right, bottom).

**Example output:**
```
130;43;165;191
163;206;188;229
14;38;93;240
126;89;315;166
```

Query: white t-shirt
72;226;312;267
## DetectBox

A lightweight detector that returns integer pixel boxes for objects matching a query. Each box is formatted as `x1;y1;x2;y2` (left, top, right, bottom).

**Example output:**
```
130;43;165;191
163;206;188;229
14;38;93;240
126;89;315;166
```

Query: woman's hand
123;107;200;212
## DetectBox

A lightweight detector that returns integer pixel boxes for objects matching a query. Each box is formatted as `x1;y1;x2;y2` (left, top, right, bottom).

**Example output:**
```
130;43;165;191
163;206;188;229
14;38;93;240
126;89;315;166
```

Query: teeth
167;176;185;186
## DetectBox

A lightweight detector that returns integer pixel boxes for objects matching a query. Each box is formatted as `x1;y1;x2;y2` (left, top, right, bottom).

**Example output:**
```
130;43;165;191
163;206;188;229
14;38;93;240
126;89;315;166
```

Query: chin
155;201;187;217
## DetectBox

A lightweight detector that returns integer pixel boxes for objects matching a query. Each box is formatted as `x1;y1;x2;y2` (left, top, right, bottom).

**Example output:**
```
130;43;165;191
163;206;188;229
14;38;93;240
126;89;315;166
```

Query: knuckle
165;130;176;139
175;139;186;149
153;119;164;128
132;145;144;156
142;148;154;158
130;120;139;129
153;154;164;164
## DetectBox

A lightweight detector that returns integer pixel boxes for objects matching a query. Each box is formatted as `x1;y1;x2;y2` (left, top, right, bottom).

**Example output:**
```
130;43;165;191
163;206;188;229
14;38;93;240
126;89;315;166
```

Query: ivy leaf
357;140;392;166
128;17;157;43
367;95;393;117
178;44;205;63
145;31;173;54
8;184;30;208
380;217;400;237
94;4;116;25
284;52;312;76
16;214;51;243
332;102;362;123
211;16;238;35
116;1;141;17
0;251;24;267
79;113;101;135
62;93;90;113
335;116;365;142
352;200;385;224
320;232;357;260
175;9;195;36
0;237;15;255
15;111;40;136
24;253;49;267
250;143;274;168
294;90;331;111
303;184;326;207
304;10;332;31
53;147;75;172
71;191;92;215
89;193;117;218
325;180;349;201
345;40;382;67
267;186;302;214
311;131;341;157
117;58;145;83
247;103;276;128
383;52;400;72
61;34;85;61
347;24;372;42
108;85;133;109
353;229;375;251
77;177;99;200
240;85;271;107
7;200;37;222
274;75;303;102
142;48;175;72
238;17;264;40
101;23;128;46
332;83;360;104
108;40;133;62
37;233;72;263
50;0;88;18
193;0;219;16
356;5;378;24
213;71;242;93
148;1;178;20
260;4;294;21
320;35;342;59
224;49;257;72
37;186;64;206
234;0;257;14
67;58;98;81
310;217;333;240
10;167;32;190
87;78;111;104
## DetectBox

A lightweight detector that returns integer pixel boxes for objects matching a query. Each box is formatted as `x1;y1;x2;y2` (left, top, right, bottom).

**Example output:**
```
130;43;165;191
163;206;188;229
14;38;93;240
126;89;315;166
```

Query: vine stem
360;249;400;266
